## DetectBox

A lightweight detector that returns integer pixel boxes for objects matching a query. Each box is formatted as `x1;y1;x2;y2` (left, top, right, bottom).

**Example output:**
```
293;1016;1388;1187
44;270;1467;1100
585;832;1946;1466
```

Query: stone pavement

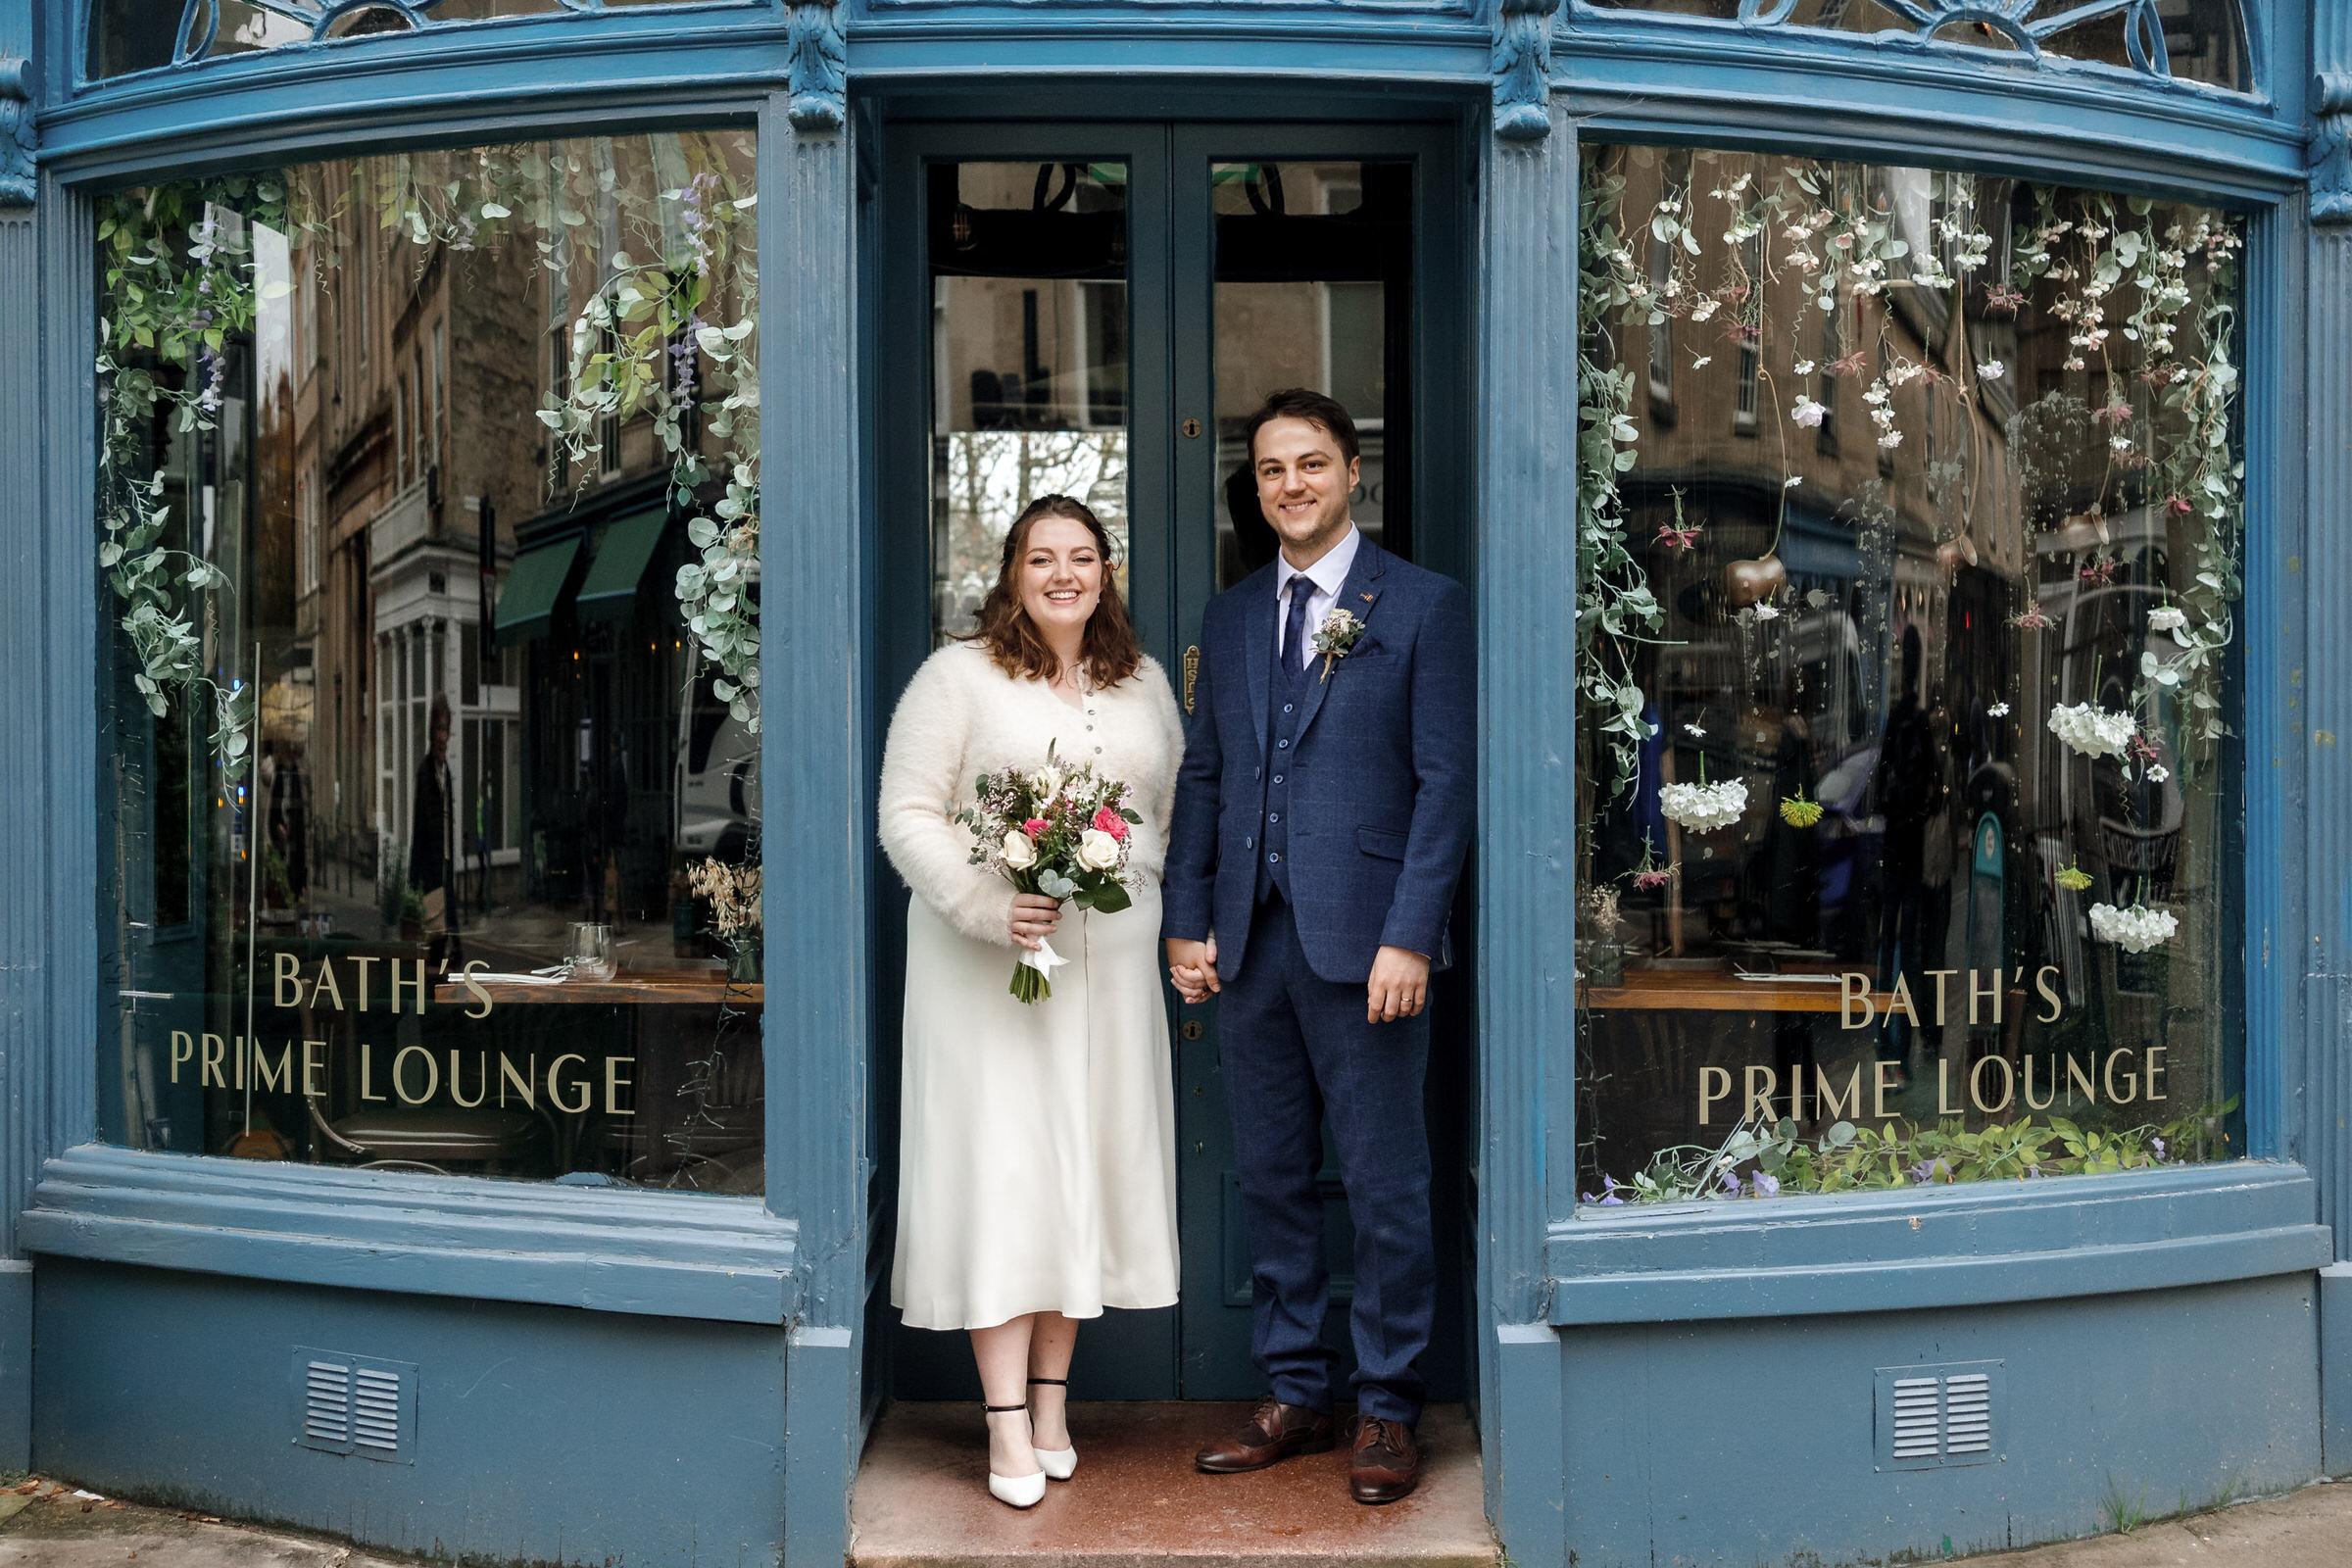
3;1461;2351;1567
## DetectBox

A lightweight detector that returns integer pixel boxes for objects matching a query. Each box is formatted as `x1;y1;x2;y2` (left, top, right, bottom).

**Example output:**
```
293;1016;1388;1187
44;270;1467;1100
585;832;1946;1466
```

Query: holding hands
1166;936;1219;1004
1166;936;1428;1022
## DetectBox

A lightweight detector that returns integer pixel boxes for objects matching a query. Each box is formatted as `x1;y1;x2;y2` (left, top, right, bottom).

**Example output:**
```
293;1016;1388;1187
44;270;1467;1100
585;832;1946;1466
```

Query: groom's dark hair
1244;387;1360;467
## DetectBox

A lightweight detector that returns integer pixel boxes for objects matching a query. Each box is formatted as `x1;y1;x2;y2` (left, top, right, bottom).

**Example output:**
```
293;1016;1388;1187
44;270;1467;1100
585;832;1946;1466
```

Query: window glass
929;162;1130;645
96;131;764;1192
1575;144;2246;1203
1209;161;1409;588
1580;0;2249;92
89;0;722;80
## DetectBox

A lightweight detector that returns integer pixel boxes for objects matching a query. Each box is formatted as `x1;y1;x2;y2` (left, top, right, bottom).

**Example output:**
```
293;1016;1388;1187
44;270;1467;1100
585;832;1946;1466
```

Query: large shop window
1575;144;2247;1204
95;130;765;1192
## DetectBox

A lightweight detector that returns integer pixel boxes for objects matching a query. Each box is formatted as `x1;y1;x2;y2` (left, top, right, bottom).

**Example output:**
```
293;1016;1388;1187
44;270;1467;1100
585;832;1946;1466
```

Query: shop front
0;2;2347;1566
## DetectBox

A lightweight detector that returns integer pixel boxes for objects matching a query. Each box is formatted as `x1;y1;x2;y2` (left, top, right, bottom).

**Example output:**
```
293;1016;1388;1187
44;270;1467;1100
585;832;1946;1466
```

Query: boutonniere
1311;607;1366;682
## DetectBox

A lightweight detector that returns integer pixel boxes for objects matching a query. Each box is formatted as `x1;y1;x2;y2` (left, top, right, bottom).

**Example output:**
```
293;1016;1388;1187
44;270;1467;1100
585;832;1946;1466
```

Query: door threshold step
851;1401;1497;1568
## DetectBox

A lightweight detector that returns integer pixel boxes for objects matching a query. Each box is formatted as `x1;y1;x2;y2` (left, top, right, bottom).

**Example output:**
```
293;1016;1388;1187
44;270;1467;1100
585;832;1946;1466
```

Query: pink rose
1092;807;1128;841
1022;818;1049;838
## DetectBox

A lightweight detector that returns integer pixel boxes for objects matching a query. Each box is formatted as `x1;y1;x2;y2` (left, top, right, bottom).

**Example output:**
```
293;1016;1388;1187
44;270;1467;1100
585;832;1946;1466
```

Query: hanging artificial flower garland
1576;153;2246;942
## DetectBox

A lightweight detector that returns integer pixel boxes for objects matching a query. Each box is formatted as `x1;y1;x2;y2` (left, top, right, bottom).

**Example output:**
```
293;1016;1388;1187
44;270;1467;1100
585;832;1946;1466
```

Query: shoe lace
1359;1416;1406;1458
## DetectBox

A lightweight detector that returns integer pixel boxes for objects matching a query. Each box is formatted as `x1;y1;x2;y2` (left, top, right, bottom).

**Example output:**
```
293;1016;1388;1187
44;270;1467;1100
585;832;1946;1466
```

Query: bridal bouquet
958;743;1143;1003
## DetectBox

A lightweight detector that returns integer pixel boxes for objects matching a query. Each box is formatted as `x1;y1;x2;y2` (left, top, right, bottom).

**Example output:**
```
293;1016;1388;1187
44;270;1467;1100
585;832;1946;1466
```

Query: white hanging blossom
2089;903;2179;953
1976;360;2005;380
2047;702;2137;759
1660;779;1748;835
2148;605;2190;634
1790;396;1827;428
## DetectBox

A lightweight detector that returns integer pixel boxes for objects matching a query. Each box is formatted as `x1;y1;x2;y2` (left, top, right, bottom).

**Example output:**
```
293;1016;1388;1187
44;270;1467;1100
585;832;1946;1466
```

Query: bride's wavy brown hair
966;495;1144;688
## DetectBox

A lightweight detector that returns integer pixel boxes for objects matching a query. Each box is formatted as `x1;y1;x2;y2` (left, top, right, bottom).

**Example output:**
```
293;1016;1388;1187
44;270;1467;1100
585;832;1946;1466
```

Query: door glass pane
929;162;1130;645
95;130;766;1192
1210;161;1409;588
1575;144;2247;1203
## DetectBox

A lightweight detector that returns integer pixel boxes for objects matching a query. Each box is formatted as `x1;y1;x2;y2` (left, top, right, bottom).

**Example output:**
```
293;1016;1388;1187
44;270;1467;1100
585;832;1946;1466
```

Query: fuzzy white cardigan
877;641;1186;949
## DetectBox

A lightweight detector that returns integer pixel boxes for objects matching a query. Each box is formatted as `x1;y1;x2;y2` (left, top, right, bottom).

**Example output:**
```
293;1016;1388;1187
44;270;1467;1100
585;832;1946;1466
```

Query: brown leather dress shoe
1349;1416;1422;1504
1195;1396;1337;1473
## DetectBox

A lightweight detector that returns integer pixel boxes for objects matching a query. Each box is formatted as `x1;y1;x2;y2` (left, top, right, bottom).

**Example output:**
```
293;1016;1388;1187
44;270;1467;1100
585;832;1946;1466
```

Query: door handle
1183;645;1200;714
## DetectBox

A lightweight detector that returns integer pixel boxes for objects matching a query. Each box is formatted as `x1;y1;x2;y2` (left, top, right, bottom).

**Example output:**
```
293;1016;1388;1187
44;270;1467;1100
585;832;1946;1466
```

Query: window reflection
1576;145;2245;1202
1211;161;1408;587
929;163;1131;644
99;132;764;1192
1579;0;2249;93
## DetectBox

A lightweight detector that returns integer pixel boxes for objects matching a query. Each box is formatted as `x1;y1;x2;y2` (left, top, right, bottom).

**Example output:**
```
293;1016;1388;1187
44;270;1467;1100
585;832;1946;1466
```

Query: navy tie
1284;579;1313;680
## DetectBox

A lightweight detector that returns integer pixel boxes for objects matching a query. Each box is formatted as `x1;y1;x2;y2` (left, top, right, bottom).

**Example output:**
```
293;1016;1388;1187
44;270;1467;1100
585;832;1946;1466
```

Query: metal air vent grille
293;1348;417;1464
1875;1360;2004;1470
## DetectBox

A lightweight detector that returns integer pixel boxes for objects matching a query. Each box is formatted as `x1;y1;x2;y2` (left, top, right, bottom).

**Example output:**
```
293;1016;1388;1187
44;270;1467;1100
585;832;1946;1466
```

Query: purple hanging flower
1749;1171;1781;1198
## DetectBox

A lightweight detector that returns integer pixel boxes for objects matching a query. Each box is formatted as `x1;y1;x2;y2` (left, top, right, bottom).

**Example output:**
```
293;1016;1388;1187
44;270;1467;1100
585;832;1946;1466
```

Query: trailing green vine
1575;168;1665;803
96;177;290;779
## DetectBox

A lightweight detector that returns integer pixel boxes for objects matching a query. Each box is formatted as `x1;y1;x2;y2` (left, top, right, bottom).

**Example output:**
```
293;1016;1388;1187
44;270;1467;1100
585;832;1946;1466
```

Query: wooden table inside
1582;968;1889;1013
434;967;763;1006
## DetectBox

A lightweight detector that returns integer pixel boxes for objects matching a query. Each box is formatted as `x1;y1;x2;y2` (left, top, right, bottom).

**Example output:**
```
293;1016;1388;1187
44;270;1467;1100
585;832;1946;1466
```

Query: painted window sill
1546;1160;2329;1325
18;1145;797;1326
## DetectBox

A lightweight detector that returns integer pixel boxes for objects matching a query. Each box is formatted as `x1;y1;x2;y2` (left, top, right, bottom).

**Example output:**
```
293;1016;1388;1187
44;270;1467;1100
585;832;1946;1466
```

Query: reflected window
95;130;765;1193
1579;0;2250;93
928;162;1131;645
1576;144;2247;1204
1211;161;1410;588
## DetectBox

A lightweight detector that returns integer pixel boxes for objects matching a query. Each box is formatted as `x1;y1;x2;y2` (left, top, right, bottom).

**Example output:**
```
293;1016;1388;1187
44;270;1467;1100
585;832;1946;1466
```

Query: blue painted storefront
0;2;2349;1566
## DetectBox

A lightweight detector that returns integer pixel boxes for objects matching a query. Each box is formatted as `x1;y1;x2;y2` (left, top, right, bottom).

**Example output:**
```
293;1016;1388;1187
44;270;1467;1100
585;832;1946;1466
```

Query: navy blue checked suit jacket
1161;536;1476;986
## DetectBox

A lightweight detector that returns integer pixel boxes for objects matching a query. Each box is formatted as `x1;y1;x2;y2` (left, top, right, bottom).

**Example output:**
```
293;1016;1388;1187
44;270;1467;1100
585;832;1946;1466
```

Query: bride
878;494;1183;1509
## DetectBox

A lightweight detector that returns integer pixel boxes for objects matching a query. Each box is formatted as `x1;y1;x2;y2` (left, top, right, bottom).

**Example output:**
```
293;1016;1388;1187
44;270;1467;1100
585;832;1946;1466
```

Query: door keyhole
1181;417;1201;439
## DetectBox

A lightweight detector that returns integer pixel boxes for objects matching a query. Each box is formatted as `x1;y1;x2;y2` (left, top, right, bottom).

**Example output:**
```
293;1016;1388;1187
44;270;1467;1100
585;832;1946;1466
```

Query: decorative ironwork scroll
1579;0;2249;91
99;0;742;76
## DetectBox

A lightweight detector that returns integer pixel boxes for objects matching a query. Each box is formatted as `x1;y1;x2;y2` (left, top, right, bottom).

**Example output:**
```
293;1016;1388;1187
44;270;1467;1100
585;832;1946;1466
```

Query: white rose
1002;829;1038;870
2147;606;2189;634
1790;396;1826;428
1077;828;1122;871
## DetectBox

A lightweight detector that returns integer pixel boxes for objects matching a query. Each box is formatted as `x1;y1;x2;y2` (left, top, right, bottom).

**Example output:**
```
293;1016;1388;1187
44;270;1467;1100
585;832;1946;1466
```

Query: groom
1163;388;1474;1504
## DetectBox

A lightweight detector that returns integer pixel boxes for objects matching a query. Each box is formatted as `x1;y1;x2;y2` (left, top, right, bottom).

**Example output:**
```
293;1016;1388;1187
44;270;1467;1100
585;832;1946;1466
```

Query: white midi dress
878;642;1184;1331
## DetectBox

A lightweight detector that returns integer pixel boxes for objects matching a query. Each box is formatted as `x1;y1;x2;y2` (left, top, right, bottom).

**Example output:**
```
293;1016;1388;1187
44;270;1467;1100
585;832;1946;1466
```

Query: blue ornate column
0;0;37;1473
762;6;866;1562
1479;1;1572;1558
2306;3;2352;1479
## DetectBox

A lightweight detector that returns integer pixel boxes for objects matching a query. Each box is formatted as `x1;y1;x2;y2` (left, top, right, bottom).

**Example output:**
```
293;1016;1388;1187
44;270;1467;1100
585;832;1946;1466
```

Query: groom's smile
1252;415;1361;568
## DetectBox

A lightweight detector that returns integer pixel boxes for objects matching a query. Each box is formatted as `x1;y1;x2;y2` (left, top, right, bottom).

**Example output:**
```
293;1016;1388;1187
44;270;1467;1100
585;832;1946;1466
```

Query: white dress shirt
1273;524;1362;662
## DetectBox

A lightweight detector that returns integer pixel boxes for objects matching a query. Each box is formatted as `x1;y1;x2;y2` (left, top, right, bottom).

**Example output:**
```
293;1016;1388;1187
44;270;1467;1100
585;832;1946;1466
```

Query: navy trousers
1219;891;1434;1425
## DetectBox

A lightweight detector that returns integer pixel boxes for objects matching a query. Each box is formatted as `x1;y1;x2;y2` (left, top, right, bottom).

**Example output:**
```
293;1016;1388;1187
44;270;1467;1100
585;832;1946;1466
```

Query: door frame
862;111;1476;1408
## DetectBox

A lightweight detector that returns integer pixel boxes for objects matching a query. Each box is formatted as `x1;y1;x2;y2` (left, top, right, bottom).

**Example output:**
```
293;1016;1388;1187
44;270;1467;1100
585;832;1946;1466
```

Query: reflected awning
575;508;668;625
493;535;581;648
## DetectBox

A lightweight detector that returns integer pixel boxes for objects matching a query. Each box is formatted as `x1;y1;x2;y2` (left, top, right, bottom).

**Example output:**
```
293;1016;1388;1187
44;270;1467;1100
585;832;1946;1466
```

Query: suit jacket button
1278;739;1290;749
1283;703;1294;713
1246;837;1254;850
1254;767;1262;781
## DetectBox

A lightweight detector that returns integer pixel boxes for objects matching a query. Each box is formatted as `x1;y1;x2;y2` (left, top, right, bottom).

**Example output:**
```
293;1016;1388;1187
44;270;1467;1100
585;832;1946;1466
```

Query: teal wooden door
874;120;1472;1405
1166;123;1474;1403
